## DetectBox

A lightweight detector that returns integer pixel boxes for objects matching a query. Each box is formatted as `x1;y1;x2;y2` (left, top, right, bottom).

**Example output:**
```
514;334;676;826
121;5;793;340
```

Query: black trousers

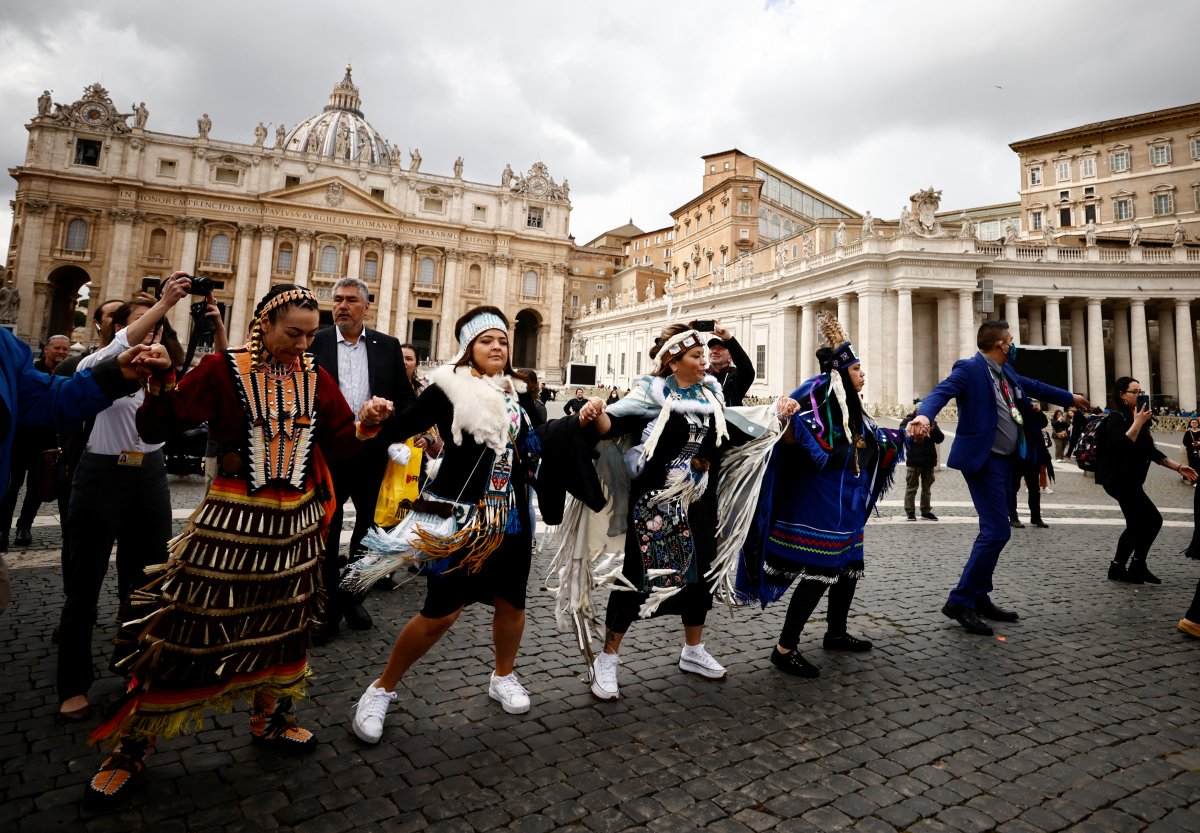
0;439;44;533
57;451;172;700
1008;465;1042;522
778;576;858;650
1102;483;1163;566
322;451;389;620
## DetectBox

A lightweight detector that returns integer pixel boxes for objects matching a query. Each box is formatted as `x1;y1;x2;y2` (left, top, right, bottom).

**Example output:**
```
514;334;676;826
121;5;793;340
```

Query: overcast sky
2;0;1198;261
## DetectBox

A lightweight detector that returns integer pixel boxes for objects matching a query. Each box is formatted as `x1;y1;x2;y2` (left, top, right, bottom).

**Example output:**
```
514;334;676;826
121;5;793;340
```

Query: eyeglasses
1123;389;1144;395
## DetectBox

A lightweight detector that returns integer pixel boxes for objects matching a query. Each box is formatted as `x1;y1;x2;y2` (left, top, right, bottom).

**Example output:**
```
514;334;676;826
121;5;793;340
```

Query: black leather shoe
1108;561;1141;583
1009;518;1025;529
1128;561;1161;585
13;528;31;547
921;512;939;521
977;600;1019;622
340;591;374;630
770;647;820;677
941;603;993;635
310;621;340;646
1031;520;1049;528
906;512;917;521
823;633;873;652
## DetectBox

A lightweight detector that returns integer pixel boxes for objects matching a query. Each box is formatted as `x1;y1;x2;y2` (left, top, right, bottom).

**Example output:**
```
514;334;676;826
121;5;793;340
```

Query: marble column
1027;304;1044;346
105;209;138;305
937;293;957;379
377;240;397;335
1069;304;1087;393
546;263;567;379
396;244;414;342
1086;298;1106;405
857;289;883;404
15;201;50;338
173;217;203;335
493;254;512;313
435;250;462;360
896;288;914;406
346;236;363;281
294;230;313;287
837;294;852;342
1129;299;1151;393
800;303;816;381
772;306;800;392
1158;306;1178;400
228;223;257;344
251;226;277;316
1175;299;1197;411
1004;295;1021;340
1043;297;1062;347
1111;304;1131;378
958;289;976;358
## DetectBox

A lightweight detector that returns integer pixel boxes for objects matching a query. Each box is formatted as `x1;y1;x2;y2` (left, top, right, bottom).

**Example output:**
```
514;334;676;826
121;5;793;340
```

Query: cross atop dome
324;64;363;118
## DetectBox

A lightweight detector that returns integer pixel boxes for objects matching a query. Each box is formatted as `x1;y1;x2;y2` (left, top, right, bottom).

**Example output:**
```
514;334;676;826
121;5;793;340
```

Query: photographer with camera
1097;376;1197;585
694;320;755;406
55;273;193;723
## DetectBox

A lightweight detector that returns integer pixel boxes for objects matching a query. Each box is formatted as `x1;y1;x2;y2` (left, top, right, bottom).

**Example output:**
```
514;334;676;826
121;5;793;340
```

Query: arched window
148;228;167;258
363;253;378;280
417;257;436;284
208;233;231;264
523;269;538;297
319;245;338;273
66;219;88;251
468;263;482;290
277;242;294;273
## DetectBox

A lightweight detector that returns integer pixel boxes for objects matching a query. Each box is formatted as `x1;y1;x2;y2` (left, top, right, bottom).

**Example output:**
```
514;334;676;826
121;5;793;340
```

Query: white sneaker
352;683;397;744
590;651;620;701
679;643;728;679
488;672;531;714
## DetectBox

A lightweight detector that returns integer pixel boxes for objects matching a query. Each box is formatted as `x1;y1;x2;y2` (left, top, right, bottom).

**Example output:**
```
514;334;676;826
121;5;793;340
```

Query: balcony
411;280;442;296
52;247;92;262
197;260;234;275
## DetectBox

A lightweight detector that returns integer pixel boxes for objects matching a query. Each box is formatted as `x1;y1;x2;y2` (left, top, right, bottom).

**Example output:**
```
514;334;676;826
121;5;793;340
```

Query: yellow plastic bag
374;440;424;526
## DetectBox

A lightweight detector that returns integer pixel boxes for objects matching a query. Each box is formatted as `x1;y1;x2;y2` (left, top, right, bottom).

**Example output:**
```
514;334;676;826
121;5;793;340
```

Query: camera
186;274;224;296
692;319;716;332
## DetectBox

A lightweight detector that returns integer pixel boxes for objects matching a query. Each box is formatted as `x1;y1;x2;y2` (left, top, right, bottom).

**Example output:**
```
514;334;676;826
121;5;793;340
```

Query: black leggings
777;576;858;650
1102;483;1163;566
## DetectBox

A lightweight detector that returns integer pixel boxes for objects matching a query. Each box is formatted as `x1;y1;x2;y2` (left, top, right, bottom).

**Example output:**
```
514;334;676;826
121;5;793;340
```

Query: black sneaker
921;512;939;521
822;633;873;652
769;647;819;678
906;512;917;521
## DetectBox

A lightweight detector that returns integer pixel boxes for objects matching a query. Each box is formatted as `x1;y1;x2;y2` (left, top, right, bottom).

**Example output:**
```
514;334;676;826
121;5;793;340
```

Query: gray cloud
1;0;1197;259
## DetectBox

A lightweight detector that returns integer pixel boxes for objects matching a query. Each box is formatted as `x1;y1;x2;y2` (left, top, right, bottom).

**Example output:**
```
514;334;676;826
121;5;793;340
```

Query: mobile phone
1136;394;1150;411
693;320;715;332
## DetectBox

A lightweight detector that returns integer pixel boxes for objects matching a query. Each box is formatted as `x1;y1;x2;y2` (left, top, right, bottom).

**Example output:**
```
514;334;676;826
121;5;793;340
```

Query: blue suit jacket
916;352;1075;474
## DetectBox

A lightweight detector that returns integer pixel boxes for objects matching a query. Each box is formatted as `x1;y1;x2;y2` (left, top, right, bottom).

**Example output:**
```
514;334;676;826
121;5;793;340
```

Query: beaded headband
654;329;704;371
830;342;859;370
258;287;318;320
448;310;509;365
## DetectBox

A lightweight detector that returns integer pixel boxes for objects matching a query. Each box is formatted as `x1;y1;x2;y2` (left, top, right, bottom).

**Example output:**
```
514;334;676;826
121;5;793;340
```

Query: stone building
7;69;575;379
573;140;1200;411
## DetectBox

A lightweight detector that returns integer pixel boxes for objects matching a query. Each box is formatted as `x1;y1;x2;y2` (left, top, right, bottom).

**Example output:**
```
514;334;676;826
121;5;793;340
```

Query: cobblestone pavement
3;421;1199;832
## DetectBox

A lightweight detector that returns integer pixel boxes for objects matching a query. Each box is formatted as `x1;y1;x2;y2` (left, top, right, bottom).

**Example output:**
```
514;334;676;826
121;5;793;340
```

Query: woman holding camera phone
1096;377;1197;584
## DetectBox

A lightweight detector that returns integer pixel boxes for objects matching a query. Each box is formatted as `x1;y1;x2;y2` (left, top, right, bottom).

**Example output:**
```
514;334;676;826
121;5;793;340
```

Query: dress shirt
335;327;370;416
77;329;163;454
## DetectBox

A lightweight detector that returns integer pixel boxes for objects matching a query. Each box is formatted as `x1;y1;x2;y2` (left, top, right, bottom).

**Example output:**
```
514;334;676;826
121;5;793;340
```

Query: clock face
529;176;548;195
81;105;108;126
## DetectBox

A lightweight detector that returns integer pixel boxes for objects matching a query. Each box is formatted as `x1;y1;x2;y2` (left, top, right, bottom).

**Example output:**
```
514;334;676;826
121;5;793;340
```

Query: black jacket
1095;408;1166;488
711;336;755;406
308;326;416;445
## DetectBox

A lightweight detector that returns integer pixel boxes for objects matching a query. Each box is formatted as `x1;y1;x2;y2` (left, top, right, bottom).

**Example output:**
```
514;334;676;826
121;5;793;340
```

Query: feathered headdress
817;312;858;371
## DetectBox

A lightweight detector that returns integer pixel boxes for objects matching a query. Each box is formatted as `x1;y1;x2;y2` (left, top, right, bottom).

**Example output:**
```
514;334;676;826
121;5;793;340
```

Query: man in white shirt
308;277;413;639
56;276;190;721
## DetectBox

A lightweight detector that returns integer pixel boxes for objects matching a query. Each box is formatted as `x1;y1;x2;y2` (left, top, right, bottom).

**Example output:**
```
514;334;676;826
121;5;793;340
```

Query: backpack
1074;414;1108;472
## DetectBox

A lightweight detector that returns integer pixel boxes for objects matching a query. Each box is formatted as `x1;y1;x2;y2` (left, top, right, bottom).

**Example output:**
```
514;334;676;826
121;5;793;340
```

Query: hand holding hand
118;343;171;380
1180;465;1198;482
775;396;799;418
906;415;931;441
358;396;394;427
578;396;607;426
1072;393;1091;409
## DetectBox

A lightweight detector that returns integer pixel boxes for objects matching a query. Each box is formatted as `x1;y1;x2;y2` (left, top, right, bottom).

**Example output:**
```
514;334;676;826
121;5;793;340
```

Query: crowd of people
2;291;1198;814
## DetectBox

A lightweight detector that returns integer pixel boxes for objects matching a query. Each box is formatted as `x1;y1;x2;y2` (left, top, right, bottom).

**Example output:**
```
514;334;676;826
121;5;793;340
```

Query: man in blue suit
906;320;1089;635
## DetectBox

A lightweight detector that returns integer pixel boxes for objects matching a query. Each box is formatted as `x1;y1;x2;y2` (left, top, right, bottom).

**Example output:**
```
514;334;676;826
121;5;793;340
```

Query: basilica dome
284;66;392;165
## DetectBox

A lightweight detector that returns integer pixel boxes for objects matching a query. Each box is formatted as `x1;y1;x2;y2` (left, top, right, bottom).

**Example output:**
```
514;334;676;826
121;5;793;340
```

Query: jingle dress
91;347;377;744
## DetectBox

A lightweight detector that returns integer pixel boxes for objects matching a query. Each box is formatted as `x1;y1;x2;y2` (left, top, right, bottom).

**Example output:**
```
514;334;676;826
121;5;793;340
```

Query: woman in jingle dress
351;306;541;744
83;283;392;810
